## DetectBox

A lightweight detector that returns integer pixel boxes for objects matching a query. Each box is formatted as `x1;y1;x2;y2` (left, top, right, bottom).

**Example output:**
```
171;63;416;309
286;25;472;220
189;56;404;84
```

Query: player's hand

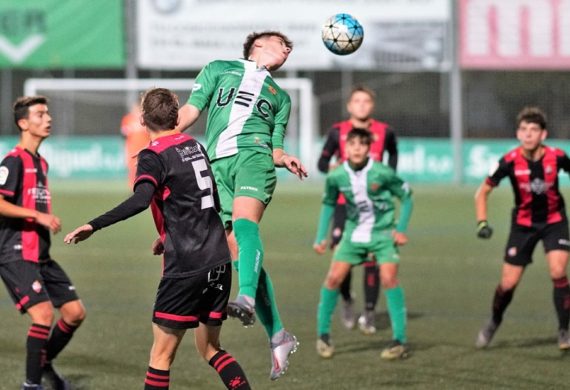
313;240;328;254
477;220;493;239
393;231;408;246
35;212;61;234
64;224;94;244
152;237;164;255
282;155;308;180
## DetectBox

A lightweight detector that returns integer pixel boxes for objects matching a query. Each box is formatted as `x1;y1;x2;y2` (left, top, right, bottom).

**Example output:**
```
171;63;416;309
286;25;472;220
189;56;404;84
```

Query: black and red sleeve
133;150;166;190
0;155;22;200
486;157;510;187
317;126;340;173
385;127;398;170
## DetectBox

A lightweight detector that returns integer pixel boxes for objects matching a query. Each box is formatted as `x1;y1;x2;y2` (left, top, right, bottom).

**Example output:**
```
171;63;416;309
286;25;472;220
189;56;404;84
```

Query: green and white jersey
188;59;291;161
323;159;411;244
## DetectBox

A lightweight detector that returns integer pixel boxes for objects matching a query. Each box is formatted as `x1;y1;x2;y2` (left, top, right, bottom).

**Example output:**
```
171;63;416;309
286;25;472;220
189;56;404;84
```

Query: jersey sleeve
271;93;291;150
386;170;412;201
557;150;570;174
322;173;340;206
0;155;22;199
385;127;398;170
317;127;340;173
133;150;165;190
486;157;510;187
187;61;218;111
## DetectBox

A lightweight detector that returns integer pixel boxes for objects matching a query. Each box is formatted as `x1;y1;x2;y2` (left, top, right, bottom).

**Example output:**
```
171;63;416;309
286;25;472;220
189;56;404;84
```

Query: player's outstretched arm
64;224;94;244
273;148;308;180
176;103;201;132
474;182;494;239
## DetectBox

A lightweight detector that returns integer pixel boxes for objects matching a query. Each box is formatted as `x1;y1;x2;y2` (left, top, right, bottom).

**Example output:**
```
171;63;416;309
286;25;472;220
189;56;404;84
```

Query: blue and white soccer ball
321;13;364;55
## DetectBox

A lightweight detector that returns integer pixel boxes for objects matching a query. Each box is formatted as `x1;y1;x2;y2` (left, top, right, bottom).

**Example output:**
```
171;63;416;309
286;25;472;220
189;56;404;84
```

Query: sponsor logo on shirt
32;280;42;293
514;169;531;176
519;178;552;195
13;244;22;251
27;183;51;204
192;83;202;92
175;145;202;162
25;168;37;173
0;166;8;185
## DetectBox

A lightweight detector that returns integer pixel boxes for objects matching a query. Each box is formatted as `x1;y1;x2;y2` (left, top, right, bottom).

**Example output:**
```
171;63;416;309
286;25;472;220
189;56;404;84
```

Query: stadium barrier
0;136;567;184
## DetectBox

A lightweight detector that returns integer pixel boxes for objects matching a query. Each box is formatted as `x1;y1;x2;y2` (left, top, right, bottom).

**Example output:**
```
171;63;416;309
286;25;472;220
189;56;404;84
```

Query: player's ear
140;115;145;127
17;118;28;132
541;129;548;141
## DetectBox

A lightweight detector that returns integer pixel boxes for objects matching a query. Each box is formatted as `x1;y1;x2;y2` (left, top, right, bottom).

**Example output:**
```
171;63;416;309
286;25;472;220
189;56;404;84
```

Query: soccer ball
321;13;364;55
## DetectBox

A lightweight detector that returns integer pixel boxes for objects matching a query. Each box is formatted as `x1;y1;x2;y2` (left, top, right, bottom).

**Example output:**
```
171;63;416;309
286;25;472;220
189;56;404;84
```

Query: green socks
385;285;407;343
317;286;340;336
234;218;263;299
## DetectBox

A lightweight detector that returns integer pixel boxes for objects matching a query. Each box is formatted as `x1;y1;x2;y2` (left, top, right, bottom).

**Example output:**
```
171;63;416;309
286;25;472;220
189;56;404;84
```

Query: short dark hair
517;106;547;129
242;31;293;59
141;88;179;131
349;85;376;102
346;128;372;145
13;96;48;131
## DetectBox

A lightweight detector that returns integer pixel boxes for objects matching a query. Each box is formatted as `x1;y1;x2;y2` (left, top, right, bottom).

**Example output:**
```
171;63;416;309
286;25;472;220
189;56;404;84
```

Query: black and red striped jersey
486;145;570;227
134;133;230;278
0;146;51;264
317;119;398;174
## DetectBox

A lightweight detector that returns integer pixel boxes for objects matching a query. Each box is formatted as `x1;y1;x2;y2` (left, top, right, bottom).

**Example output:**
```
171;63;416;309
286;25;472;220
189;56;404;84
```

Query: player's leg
316;260;353;358
1;261;54;388
476;224;534;348
358;259;380;335
332;204;356;330
379;261;408;360
546;250;570;349
41;259;86;389
195;324;251;389
144;324;185;390
542;220;570;349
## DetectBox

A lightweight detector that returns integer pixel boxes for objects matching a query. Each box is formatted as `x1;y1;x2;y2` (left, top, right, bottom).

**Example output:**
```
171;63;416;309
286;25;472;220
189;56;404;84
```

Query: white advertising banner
137;0;450;70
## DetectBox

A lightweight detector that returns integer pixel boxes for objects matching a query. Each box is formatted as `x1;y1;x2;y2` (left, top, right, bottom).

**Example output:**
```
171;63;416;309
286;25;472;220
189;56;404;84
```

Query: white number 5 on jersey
192;159;215;210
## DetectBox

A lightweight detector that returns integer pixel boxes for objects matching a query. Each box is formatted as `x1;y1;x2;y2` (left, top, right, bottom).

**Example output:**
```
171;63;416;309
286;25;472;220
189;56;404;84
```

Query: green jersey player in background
313;128;413;360
176;31;307;381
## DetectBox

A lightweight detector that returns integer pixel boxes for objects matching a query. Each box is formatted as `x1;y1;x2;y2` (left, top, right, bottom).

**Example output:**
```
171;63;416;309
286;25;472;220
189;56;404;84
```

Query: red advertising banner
460;0;570;69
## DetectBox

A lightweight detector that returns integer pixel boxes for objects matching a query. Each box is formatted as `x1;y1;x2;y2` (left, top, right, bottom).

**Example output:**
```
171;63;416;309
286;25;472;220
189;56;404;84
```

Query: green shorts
211;150;277;228
333;234;400;265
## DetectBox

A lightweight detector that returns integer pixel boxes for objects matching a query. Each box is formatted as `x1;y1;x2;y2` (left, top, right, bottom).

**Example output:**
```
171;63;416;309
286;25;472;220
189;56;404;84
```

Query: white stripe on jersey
345;158;375;243
215;60;268;158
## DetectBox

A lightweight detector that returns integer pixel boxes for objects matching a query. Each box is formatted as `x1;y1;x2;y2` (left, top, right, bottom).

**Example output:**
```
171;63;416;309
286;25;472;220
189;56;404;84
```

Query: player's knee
325;273;343;289
32;306;55;326
380;275;398;289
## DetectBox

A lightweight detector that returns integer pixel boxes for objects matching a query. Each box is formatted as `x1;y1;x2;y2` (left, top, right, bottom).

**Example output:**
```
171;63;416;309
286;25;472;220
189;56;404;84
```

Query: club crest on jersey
268;85;277;95
370;183;380;191
32;280;42;293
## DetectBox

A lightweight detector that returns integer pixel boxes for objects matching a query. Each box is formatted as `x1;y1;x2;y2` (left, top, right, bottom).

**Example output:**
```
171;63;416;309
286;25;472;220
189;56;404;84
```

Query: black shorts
330;204;347;248
152;263;231;329
504;220;570;266
0;259;79;314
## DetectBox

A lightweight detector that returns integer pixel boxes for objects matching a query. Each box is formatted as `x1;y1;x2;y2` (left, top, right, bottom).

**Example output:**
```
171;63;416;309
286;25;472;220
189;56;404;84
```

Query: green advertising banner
0;0;124;68
0;136;569;183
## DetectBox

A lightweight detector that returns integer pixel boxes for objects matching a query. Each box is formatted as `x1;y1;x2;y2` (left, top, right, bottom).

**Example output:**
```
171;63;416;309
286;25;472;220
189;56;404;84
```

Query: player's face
347;91;375;122
20;104;52;139
516;120;546;152
258;35;291;71
346;137;370;166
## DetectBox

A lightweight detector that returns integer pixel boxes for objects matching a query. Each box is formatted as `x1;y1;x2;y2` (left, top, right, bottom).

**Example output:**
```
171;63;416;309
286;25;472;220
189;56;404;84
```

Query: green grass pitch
2;182;570;389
